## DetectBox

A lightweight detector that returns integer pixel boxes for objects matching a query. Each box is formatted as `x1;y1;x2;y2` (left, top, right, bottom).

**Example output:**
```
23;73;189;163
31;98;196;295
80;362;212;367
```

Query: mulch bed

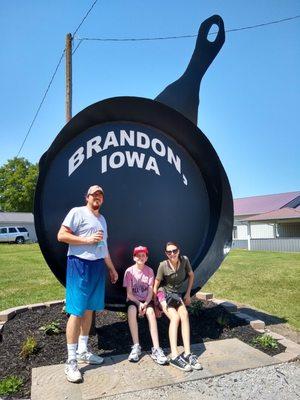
0;300;286;399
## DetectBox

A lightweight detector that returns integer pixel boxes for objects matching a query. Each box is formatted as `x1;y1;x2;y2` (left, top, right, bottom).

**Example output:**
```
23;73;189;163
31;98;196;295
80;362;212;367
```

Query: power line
225;14;300;33
16;12;299;157
16;0;99;158
72;0;99;36
72;39;84;55
16;49;65;158
75;15;300;42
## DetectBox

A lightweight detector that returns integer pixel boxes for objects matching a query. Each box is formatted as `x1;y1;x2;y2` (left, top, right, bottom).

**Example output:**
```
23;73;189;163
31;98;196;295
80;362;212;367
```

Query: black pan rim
34;96;233;291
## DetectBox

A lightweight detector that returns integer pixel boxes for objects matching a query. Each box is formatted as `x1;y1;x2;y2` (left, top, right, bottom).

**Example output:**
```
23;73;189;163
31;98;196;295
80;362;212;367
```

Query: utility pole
66;33;97;335
65;33;72;122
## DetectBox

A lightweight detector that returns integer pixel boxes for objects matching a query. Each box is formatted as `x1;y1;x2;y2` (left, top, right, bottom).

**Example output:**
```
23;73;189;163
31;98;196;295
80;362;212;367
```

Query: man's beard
92;203;99;210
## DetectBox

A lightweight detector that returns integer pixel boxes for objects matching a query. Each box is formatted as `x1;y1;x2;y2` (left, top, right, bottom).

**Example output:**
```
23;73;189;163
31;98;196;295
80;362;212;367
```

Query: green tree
0;157;38;212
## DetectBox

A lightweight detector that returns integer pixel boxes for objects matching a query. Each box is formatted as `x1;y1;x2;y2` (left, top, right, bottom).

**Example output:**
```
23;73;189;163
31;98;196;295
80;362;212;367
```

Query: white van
0;226;30;244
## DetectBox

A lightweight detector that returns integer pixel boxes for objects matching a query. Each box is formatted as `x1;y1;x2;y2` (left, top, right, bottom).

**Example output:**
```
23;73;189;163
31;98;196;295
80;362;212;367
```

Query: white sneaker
128;344;142;362
183;353;203;370
169;355;192;372
64;359;82;383
76;351;104;365
151;347;168;365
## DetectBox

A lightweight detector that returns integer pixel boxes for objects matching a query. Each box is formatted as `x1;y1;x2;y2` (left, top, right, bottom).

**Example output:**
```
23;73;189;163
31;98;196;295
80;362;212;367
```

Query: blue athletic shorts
66;255;106;317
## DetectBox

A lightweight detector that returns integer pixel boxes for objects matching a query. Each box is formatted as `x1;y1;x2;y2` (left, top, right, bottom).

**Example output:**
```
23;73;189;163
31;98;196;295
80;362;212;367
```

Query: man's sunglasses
165;249;179;256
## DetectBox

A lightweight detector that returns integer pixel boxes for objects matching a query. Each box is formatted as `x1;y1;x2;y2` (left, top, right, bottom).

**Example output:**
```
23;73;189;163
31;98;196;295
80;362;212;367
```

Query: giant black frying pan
34;15;233;307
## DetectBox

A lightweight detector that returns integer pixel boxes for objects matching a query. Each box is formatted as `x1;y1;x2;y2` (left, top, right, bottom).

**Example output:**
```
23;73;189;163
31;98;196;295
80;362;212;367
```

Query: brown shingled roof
234;191;300;216
243;207;300;222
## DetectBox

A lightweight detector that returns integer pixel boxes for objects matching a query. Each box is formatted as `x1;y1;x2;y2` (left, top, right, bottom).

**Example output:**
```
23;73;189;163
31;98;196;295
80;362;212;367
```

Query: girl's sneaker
169;355;192;371
182;353;203;370
151;347;168;365
128;344;142;362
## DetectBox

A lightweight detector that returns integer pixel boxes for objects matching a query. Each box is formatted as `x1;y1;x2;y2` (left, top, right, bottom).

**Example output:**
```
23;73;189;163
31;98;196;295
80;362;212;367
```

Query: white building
233;191;300;252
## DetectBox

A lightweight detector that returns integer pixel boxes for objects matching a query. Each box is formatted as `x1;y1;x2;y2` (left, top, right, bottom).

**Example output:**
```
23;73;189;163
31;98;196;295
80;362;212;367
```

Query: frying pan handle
155;15;225;125
185;15;225;80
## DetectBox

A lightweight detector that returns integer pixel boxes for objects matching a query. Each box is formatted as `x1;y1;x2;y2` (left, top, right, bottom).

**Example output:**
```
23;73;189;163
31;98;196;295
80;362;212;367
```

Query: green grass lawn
203;249;300;330
0;244;299;330
0;243;64;310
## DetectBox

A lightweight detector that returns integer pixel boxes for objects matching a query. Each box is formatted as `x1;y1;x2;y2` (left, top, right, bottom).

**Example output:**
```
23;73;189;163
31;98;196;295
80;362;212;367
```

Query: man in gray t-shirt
57;185;118;383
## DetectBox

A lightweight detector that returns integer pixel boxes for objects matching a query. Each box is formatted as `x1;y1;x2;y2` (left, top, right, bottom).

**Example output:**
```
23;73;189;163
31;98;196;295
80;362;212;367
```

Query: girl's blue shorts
66;255;106;317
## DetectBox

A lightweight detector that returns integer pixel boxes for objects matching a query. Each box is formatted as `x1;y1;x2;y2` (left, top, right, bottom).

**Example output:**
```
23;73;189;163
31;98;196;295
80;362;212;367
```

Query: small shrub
0;376;23;395
216;314;230;327
188;300;203;316
20;336;38;359
39;321;61;335
251;334;279;349
116;311;128;321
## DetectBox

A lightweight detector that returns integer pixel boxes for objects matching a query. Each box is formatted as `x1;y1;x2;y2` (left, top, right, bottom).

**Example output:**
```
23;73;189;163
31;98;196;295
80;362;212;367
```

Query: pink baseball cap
87;185;104;195
133;246;149;256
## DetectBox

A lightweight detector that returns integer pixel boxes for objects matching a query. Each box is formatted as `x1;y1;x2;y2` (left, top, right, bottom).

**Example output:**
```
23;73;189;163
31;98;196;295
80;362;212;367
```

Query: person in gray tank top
153;241;203;372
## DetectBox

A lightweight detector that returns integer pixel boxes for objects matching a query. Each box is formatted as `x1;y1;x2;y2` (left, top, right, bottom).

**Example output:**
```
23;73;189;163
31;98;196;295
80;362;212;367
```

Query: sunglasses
165;249;179;256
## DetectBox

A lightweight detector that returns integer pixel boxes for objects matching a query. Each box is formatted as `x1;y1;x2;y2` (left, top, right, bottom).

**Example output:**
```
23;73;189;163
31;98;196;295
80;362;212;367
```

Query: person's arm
183;270;194;306
153;278;161;296
138;285;153;316
104;253;118;284
141;286;153;307
153;262;164;298
126;286;141;306
153;278;161;305
57;225;102;245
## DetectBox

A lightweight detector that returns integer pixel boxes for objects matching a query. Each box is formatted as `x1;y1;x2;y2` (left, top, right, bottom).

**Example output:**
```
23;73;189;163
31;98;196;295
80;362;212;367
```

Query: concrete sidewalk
31;338;284;400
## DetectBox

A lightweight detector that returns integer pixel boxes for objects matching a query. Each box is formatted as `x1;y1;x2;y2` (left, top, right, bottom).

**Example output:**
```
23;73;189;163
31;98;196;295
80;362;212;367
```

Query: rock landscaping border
1;294;299;362
0;300;65;341
196;292;300;362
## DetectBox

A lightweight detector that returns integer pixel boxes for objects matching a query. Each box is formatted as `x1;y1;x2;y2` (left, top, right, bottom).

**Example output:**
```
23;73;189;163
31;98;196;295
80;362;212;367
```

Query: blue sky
0;1;299;198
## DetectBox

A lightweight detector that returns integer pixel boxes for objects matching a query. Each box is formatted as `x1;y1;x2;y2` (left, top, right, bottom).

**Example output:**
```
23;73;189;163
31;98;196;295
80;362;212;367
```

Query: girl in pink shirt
123;246;168;365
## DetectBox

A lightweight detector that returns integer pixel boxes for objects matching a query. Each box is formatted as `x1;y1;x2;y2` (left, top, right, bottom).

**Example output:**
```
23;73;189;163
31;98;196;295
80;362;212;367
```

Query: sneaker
76;351;104;365
64;359;82;383
182;353;203;370
151;347;168;365
169;355;192;371
128;344;142;362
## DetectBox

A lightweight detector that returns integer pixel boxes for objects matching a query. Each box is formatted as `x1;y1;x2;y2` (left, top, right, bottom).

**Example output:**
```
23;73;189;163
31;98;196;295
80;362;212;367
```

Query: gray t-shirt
62;206;108;260
156;255;192;293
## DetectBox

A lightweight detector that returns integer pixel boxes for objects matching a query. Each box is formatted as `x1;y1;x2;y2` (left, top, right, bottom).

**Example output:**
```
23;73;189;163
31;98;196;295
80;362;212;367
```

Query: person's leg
72;309;104;364
159;304;191;371
64;257;86;381
177;305;203;370
75;258;105;364
66;315;82;360
77;310;93;354
127;304;142;362
146;306;159;348
65;256;87;359
65;315;83;383
128;305;139;345
163;307;180;359
147;306;168;365
80;309;94;335
177;304;191;356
